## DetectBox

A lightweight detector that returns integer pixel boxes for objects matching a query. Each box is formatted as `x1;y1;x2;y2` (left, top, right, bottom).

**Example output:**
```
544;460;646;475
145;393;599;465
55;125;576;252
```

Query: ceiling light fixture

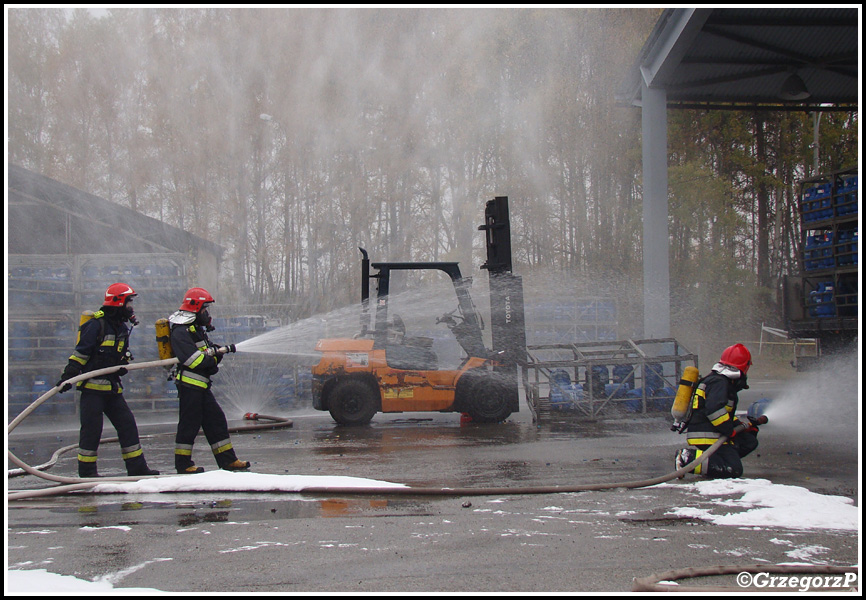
779;72;811;101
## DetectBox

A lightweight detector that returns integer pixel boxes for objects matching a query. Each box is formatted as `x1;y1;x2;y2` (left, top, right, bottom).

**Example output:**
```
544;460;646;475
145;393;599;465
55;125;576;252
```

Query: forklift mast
479;196;527;372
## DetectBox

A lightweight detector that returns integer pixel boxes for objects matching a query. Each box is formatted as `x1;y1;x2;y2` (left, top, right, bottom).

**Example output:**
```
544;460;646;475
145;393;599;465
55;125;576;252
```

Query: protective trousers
77;389;148;477
690;431;759;479
174;385;238;470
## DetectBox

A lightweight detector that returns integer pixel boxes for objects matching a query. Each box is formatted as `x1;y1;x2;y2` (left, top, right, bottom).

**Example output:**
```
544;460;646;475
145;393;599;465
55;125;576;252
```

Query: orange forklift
311;197;527;425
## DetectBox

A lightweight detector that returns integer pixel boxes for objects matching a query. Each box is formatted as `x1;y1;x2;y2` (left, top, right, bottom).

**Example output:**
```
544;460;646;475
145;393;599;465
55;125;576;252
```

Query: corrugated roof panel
617;7;859;108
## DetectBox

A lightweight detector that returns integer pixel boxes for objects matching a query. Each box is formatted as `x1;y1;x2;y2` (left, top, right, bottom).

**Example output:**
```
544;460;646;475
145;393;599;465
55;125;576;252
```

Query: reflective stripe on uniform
692;384;706;407
693;449;703;475
211;439;233;455
687;436;721;446
184;337;209;368
121;444;143;460
175;444;194;456
178;371;210;388
78;449;98;463
174;327;213;387
81;378;122;393
708;408;730;426
187;352;206;369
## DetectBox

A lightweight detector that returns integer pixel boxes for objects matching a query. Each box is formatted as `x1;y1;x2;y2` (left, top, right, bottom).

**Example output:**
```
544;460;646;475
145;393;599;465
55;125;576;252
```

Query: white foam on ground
667;478;858;531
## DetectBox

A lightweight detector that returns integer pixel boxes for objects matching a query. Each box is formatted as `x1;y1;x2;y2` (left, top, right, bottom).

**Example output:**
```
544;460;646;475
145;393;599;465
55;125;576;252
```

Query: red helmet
104;283;137;307
180;287;215;313
720;343;752;374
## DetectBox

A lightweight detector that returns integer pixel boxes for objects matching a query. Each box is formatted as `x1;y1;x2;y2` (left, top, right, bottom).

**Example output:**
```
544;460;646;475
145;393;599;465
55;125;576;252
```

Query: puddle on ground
42;495;439;528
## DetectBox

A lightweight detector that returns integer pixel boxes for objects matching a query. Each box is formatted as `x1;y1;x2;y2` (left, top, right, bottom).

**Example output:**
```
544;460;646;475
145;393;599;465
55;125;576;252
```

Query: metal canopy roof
617;7;860;110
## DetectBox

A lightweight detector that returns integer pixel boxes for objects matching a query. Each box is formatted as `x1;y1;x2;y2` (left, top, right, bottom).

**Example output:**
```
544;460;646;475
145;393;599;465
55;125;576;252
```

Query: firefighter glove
55;380;73;393
117;367;129;377
57;363;81;391
744;415;762;434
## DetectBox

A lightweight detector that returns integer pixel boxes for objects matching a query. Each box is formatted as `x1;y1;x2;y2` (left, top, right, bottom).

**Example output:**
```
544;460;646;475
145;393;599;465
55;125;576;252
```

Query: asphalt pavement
6;377;861;593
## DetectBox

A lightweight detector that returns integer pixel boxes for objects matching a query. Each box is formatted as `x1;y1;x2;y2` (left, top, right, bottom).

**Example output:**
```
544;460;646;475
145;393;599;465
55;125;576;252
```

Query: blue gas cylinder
747;398;772;420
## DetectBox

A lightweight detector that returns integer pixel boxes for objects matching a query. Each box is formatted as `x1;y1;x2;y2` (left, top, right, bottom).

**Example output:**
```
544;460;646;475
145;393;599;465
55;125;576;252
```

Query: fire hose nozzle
750;415;769;426
244;412;259;420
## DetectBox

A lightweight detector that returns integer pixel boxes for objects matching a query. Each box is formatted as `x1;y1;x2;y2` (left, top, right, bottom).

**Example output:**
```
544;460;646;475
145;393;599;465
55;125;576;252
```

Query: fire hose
7;366;727;500
9;358;764;501
7;352;293;489
9;351;734;496
10;377;857;593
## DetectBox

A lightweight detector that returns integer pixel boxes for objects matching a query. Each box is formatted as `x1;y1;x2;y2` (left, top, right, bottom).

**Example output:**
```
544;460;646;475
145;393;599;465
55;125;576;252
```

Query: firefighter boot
223;459;251;472
178;464;205;474
176;457;204;474
675;448;695;478
78;460;101;478
126;455;160;476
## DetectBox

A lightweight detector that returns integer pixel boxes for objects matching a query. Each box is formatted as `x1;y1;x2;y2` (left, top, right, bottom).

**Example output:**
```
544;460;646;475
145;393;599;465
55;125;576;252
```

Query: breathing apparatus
670;365;700;433
155;318;174;361
155;313;235;378
77;310;98;344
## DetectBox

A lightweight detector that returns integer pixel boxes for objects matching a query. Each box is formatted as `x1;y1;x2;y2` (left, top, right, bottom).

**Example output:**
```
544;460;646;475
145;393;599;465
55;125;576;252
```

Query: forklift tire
327;379;379;426
466;374;512;423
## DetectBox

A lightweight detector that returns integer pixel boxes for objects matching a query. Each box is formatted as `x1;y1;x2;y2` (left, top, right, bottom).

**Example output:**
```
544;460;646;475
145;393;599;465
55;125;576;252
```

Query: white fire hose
8;348;291;491
10;362;856;591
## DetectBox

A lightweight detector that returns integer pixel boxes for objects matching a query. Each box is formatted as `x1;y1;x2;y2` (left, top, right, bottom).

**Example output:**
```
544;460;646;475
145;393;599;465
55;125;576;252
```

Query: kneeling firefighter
56;283;159;478
169;287;250;474
675;343;761;479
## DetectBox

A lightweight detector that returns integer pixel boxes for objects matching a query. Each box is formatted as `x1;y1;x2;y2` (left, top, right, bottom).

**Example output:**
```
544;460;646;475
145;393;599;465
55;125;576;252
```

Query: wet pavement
6;379;861;593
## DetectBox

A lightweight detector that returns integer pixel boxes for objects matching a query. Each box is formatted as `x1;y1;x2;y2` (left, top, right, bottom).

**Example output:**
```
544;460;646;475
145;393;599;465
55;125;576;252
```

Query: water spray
747;353;858;436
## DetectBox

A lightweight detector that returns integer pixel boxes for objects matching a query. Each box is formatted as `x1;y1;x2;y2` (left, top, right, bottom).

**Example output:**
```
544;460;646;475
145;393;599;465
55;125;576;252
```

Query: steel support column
641;80;671;338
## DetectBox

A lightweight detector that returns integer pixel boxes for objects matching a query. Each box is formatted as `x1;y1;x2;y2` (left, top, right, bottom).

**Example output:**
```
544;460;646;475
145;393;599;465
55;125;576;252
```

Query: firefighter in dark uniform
169;287;249;474
676;343;760;479
56;283;159;478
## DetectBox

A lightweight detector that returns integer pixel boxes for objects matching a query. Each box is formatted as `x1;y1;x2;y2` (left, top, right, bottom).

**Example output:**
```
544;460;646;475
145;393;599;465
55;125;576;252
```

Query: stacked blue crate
835;229;858;267
808;281;836;317
275;372;297;407
31;375;54;415
296;370;313;401
802;183;833;222
835;175;858;217
9;373;32;417
30;321;58;363
9;322;32;361
8;265;73;306
804;232;834;271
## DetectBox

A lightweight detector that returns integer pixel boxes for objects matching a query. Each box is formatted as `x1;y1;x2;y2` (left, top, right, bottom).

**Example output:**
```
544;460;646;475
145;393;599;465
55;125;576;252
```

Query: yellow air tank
155;318;174;360
77;310;96;344
670;365;700;433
